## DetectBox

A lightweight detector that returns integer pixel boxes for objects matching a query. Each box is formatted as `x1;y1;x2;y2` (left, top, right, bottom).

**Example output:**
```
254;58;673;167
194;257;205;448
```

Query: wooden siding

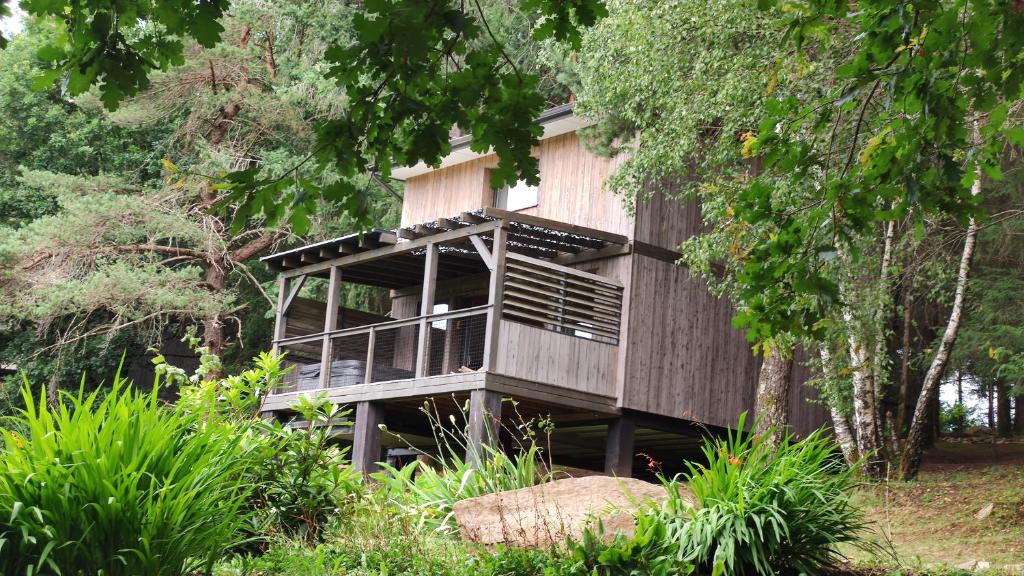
401;133;632;236
622;255;760;428
494;320;617;398
632;185;704;251
401;156;496;227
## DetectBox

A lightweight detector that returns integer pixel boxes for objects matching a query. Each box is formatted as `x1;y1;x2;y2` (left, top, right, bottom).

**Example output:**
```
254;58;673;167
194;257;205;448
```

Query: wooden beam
414;224;439;237
281;256;300;269
460;211;488;224
282;274;306;315
378;231;398;245
468;234;494;270
397;228;421;240
364;327;377;384
604;416;635;477
352;401;385;476
553;243;632;266
358;235;379;249
319;247;339;259
300;252;323;264
416;243;439;378
282;220;500;278
467;389;503;468
320;266;341;388
506;231;581;254
436;217;461;230
482;207;628;245
632;241;682;264
482;226;507;370
272;276;290;355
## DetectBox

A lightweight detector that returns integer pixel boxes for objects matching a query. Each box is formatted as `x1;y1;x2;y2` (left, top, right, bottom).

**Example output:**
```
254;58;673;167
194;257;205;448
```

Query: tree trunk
820;346;860;465
896;292;913;440
996;380;1012;437
1014;393;1024;436
754;343;793;447
988;382;995;430
897;189;979;479
847;332;886;479
202;260;227;364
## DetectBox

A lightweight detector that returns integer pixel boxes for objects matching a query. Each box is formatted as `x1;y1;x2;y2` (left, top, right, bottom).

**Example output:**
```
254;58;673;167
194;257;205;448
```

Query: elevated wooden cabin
260;104;827;476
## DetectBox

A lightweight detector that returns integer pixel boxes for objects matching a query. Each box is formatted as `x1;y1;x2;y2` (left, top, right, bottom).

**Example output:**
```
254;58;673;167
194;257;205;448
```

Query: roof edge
390;103;591;181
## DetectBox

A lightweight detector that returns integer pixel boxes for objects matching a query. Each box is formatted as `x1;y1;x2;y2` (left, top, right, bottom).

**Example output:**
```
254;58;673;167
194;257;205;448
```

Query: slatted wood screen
501;253;624;344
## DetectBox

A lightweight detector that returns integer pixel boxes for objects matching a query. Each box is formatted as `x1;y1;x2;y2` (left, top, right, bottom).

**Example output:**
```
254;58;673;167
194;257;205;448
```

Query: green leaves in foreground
0;375;260;576
665;415;870;575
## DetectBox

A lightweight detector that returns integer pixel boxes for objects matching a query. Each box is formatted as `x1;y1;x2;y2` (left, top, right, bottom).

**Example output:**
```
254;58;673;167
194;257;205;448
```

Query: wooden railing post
482;224;507;370
416;243;438;378
272;275;290;356
320;266;341;388
364;326;376;384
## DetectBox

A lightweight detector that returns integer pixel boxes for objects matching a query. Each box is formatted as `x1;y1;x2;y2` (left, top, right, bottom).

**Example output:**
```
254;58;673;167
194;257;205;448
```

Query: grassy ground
850;440;1024;573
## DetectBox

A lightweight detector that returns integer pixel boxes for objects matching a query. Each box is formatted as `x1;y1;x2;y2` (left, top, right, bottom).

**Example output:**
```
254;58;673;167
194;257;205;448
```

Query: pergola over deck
260;208;633;472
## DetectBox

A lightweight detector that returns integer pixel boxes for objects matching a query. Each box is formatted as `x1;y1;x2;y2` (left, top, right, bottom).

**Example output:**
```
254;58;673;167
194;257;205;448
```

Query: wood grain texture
494;320;617;398
621;255;760;429
401;133;632;236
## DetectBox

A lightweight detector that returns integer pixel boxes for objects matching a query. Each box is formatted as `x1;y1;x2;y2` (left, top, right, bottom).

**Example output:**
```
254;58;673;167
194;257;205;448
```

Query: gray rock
453;476;693;548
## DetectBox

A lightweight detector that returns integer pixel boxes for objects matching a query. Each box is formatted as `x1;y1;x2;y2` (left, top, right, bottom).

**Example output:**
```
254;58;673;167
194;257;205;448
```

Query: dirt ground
850;440;1024;573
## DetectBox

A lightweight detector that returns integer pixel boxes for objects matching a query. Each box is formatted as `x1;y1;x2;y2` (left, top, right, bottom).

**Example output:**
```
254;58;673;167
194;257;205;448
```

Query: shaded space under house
259;104;829;477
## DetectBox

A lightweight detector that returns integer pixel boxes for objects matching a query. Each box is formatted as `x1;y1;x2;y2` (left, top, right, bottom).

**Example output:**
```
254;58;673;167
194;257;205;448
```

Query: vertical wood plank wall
631;187;829;433
401;133;632;237
494;320;617;397
621;255;761;429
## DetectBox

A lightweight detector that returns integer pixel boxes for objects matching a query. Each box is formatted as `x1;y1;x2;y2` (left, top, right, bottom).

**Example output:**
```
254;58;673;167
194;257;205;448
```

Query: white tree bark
820;346;860;465
898;142;982;479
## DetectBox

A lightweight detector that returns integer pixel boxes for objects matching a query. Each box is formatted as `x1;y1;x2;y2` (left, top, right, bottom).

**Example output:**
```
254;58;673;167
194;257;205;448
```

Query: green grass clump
0;375;261;576
664;414;870;575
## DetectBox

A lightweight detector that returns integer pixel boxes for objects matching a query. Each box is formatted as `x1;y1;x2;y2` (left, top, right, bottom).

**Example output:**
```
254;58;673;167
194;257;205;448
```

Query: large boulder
452;476;693;548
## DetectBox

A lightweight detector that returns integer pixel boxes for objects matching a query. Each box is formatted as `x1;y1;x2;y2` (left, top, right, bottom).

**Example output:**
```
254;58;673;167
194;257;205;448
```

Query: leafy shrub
252;396;362;545
940;401;975;436
664;415;870;575
374;398;551;534
0;374;260;576
162;349;362;545
559;514;694;576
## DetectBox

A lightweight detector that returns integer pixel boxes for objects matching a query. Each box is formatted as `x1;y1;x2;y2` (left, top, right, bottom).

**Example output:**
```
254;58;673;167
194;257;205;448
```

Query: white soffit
390;111;593;181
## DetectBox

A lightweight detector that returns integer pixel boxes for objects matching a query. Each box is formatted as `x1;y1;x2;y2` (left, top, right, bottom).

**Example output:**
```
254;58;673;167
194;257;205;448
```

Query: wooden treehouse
260;104;828;477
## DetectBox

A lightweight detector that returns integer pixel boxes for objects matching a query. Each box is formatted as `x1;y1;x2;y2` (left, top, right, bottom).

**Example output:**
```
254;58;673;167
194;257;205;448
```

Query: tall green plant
663;415;870;576
374;398;552;534
0;374;260;576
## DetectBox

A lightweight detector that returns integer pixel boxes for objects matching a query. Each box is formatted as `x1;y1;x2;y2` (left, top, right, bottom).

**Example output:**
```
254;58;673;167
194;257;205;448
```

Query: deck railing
275;305;491;393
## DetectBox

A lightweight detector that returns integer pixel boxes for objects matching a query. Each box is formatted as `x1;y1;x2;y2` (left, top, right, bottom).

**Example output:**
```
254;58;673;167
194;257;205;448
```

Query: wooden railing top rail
273;304;492;347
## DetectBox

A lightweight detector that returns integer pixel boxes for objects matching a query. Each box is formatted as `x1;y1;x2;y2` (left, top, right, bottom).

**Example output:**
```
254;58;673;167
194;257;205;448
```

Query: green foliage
665;415;870;575
0;374;260;575
20;0;228;109
374;400;551;534
161;349;363;545
940;401;975;436
560;515;694;576
731;0;1024;338
253;397;362;545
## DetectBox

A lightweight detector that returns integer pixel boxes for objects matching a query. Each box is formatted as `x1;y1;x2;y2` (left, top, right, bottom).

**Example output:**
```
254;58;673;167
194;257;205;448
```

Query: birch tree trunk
820;346;860;465
897;169;980;479
754;342;793;447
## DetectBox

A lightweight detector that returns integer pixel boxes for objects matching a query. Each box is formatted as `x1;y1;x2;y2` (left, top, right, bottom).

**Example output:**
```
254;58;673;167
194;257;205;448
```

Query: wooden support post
272;276;290;356
482;225;507;370
416;243;439;378
320;266;341;388
352;401;385;476
467;389;503;468
364;327;376;384
604;416;635;477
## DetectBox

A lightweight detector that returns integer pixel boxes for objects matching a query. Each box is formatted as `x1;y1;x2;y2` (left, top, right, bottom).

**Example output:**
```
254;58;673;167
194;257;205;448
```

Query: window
493;179;539;211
